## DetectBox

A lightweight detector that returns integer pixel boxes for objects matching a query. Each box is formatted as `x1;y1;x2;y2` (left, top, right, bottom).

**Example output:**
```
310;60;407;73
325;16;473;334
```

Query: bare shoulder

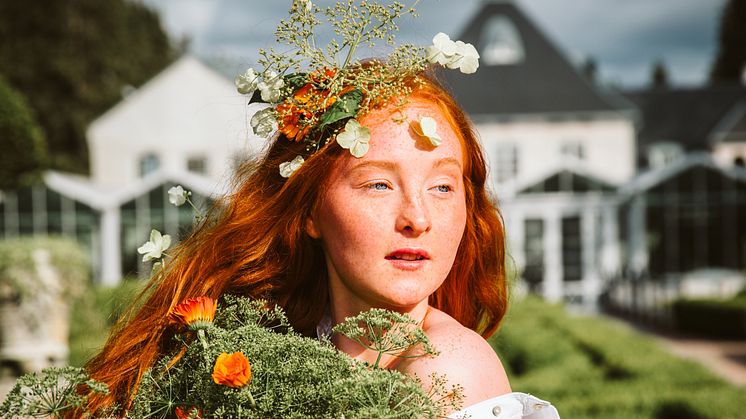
397;307;511;408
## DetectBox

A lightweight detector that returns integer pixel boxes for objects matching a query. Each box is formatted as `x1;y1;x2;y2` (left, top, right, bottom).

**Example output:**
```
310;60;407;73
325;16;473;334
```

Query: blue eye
369;182;390;191
435;185;452;193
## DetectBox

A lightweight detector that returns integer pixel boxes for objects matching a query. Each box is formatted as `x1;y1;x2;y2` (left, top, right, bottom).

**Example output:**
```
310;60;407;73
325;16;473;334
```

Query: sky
140;0;728;89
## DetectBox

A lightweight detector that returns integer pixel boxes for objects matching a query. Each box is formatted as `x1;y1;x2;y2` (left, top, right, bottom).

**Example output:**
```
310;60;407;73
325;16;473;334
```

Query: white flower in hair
235;68;260;95
447;41;480;74
336;119;370;158
426;32;457;66
137;229;171;262
415;116;442;146
251;106;278;138
279;155;305;178
258;71;285;102
167;185;189;207
426;32;480;74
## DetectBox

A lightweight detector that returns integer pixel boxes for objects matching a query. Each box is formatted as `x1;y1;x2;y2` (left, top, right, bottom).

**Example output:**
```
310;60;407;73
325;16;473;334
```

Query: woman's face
307;98;467;312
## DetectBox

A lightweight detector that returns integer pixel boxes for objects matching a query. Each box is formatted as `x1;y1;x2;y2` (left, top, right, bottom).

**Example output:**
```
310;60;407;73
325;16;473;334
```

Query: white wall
475;116;636;197
713;142;746;167
88;56;260;188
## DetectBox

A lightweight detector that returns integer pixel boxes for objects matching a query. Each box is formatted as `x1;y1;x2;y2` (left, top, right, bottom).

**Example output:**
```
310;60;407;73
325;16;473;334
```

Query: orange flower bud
175;406;203;418
212;352;252;388
170;296;217;330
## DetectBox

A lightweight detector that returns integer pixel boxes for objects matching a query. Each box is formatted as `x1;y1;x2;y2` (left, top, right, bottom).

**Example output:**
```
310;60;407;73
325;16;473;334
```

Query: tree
651;59;669;88
0;76;48;190
0;0;174;174
710;0;746;83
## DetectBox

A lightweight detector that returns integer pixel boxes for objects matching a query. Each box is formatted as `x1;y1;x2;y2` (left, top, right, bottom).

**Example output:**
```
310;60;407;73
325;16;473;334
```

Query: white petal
349;141;369;158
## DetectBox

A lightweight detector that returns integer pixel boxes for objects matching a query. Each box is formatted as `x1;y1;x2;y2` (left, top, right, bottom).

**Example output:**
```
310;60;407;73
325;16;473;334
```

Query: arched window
480;16;525;66
139;153;160;177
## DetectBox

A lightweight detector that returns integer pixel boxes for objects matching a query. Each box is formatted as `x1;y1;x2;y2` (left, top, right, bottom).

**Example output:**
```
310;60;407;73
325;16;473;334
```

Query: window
479;16;525;66
735;156;745;167
139;153;160;177
187;156;207;174
562;216;582;282
647;142;682;169
495;143;519;183
523;218;544;289
560;141;584;160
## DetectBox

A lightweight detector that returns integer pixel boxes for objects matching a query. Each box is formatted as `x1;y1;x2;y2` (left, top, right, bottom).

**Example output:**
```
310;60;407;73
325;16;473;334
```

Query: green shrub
490;296;746;419
68;279;144;366
0;236;88;307
672;298;746;339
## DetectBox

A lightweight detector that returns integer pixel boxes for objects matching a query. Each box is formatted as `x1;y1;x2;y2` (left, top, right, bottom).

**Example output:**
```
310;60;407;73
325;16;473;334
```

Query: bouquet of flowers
1;294;461;418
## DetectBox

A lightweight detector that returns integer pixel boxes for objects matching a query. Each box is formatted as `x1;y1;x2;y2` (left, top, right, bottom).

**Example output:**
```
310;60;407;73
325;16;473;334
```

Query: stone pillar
629;195;648;277
100;206;122;286
581;206;601;309
600;203;621;277
543;211;563;303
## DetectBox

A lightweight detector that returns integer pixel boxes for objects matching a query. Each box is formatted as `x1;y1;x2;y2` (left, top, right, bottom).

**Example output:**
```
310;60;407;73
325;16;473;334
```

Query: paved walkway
609;316;746;387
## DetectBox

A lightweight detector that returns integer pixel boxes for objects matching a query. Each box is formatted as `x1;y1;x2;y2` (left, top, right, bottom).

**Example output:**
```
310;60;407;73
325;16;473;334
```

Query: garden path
607;315;746;387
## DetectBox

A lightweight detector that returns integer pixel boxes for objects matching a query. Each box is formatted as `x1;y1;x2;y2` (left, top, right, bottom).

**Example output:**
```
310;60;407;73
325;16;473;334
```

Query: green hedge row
490;296;746;419
672;297;746;339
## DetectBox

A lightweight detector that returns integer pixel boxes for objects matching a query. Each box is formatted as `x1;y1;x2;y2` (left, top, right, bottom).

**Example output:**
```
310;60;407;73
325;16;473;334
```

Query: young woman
82;71;558;418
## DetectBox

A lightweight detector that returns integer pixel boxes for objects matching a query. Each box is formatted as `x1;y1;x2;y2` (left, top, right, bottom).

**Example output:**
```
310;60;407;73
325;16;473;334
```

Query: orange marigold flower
170;296;216;331
212;352;252;388
175;406;203;419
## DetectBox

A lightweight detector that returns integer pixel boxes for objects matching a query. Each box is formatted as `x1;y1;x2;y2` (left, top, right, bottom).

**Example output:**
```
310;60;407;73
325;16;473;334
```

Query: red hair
82;71;508;414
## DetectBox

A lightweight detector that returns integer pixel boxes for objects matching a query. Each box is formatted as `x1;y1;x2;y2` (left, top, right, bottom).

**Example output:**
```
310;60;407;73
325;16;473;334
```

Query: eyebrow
348;158;463;173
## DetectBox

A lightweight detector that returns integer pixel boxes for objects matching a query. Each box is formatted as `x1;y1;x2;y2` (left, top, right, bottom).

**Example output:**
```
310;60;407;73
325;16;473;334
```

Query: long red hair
82;71;508;414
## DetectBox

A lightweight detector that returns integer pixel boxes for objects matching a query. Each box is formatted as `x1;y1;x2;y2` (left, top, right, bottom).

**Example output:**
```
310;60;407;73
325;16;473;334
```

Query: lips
385;249;430;262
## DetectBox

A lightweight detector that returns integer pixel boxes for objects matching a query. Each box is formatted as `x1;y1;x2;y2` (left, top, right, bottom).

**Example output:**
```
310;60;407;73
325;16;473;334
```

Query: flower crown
235;0;479;177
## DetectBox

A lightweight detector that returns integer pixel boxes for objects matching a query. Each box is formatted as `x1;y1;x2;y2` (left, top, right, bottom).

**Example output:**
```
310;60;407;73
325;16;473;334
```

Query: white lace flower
446;41;480;74
336;119;370;158
235;68;260;95
168;185;189;207
258;71;285;103
279;155;305;178
251;106;278;138
426;32;457;66
137;229;171;262
415;116;442;146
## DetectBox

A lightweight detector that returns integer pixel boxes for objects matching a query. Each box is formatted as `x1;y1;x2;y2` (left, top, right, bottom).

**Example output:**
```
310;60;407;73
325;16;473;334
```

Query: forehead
346;98;464;169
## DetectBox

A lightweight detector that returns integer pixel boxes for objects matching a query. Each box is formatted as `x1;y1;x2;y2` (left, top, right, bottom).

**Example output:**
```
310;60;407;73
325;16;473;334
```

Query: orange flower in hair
212;352;252;388
175;406;203;418
170;296;217;331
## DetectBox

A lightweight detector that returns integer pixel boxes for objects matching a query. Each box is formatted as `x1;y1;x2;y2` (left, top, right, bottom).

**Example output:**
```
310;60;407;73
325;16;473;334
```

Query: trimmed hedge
490;296;746;419
672;297;746;339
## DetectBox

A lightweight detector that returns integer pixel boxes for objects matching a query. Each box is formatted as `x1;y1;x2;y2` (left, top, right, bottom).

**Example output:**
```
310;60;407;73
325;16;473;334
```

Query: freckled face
306;99;467;311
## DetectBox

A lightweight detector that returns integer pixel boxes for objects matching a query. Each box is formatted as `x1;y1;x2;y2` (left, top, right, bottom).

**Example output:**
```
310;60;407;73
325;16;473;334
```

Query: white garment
449;392;560;419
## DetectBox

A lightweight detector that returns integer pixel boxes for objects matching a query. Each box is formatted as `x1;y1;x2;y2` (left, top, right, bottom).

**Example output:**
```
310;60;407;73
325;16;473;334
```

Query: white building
445;1;637;307
0;56;256;285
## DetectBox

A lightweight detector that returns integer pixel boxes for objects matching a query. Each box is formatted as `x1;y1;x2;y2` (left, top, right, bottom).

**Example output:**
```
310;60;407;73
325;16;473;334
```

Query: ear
305;214;321;239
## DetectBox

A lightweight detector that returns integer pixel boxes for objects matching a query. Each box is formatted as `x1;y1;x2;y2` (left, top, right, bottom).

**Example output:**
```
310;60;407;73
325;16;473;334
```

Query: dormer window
139;153;160;177
480;16;525;66
647;142;683;169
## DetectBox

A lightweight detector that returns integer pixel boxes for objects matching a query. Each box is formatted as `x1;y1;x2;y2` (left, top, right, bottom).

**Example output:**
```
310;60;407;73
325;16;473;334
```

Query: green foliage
0;0;174;173
0;366;110;418
0;76;48;189
672;296;746;339
490;296;746;419
0;236;88;307
128;295;455;418
333;307;438;368
710;0;746;82
68;279;145;367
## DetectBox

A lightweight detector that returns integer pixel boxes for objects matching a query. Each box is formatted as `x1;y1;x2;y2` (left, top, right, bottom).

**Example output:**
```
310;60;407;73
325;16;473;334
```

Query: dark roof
442;1;627;116
623;84;746;151
715;103;746;143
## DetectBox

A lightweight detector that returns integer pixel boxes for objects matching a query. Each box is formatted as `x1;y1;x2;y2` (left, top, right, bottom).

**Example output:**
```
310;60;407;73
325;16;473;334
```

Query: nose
395;192;431;236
